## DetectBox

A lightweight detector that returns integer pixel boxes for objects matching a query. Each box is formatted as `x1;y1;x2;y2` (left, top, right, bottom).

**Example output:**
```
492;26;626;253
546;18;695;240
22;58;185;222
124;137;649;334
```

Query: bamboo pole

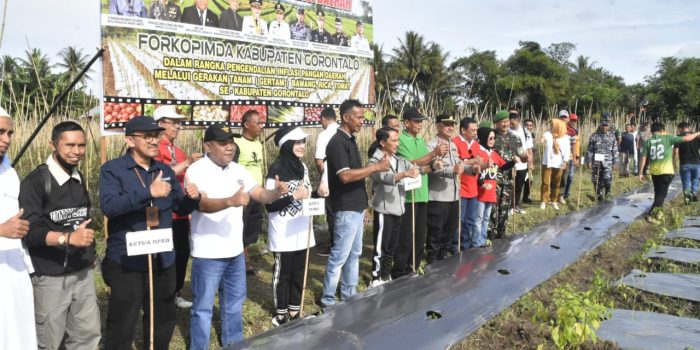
299;216;313;317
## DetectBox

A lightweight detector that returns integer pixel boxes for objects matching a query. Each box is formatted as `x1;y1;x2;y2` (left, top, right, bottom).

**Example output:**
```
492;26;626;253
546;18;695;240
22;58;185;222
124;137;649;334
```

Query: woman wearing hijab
265;126;313;326
540;119;571;211
367;127;422;287
473;124;515;247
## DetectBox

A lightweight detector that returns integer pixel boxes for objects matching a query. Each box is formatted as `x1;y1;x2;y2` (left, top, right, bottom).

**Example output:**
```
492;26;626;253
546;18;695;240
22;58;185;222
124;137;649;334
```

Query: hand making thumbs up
69;219;95;247
150;170;172;198
0;208;30;239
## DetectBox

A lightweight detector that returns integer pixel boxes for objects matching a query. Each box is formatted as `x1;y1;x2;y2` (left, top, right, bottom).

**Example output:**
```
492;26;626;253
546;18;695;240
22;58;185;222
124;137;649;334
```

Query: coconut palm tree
57;46;91;85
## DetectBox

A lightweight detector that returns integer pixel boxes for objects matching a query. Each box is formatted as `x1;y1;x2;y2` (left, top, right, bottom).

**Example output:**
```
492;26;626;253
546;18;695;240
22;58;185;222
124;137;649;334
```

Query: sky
2;0;699;94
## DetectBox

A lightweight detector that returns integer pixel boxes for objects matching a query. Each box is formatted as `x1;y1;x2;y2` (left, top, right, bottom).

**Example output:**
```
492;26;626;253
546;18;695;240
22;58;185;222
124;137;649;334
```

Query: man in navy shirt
99;116;200;350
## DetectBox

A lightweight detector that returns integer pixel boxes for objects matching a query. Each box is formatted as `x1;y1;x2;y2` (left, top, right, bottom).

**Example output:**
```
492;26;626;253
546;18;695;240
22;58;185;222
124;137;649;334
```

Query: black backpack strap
39;164;52;200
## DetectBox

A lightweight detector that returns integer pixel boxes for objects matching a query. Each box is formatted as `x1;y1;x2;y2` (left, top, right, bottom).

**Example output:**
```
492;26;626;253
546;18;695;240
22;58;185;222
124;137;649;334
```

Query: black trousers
426;200;459;263
651;174;674;214
271;250;306;316
172;218;191;293
514;169;528;207
393;202;427;279
101;257;176;350
372;212;401;281
242;200;263;247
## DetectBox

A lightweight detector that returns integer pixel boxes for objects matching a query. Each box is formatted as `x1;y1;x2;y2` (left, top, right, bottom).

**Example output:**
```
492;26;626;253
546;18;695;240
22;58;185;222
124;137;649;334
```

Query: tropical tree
57;46;91;85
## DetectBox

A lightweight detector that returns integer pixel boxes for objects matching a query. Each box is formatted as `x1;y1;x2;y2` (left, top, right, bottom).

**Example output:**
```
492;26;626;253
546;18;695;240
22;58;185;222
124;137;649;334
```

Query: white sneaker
175;295;193;309
515;207;527;214
559;196;567;204
552;202;560;211
369;279;387;288
540;202;546;210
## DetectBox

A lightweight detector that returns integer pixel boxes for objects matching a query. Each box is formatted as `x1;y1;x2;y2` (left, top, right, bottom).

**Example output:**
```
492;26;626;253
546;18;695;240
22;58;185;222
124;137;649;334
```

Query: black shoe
693;195;699;202
316;243;331;257
522;198;533;204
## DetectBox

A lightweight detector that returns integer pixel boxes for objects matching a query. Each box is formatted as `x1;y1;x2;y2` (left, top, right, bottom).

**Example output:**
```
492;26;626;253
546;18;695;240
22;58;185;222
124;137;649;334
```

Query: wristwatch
58;234;68;246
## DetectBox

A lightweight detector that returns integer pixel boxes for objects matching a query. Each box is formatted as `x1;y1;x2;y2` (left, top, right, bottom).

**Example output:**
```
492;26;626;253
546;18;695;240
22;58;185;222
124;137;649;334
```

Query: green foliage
549;282;610;349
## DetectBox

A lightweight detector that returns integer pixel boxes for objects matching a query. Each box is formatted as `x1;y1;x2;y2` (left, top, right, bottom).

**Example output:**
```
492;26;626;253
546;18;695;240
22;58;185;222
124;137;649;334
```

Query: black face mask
54;152;77;171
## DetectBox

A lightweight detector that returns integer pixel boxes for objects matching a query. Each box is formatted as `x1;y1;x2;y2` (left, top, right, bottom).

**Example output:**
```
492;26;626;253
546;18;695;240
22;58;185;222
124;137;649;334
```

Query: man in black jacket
220;0;243;31
20;121;100;349
181;0;219;27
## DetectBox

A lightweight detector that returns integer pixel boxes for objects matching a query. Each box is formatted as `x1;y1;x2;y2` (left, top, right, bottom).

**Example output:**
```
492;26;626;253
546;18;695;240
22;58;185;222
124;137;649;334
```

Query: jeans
321;210;364;306
190;254;246;350
680;163;700;194
561;160;576;198
473;201;493;247
454;197;479;252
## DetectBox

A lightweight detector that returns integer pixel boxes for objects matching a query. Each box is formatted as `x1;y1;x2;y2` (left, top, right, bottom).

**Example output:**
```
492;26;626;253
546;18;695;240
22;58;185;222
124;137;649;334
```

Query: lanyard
134;168;155;207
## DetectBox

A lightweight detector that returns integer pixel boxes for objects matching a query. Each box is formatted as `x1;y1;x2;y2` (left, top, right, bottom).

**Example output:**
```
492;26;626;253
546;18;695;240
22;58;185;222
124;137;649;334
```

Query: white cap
153;105;187;121
277;127;309;147
558;109;569;118
0;106;10;118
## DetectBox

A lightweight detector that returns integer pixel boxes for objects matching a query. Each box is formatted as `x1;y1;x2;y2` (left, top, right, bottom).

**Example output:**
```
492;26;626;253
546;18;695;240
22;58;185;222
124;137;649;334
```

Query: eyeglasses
130;133;162;142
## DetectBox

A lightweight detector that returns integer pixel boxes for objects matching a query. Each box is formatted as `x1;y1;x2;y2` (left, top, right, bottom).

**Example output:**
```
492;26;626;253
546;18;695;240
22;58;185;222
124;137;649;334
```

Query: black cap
436;114;456;124
335;17;342;23
250;0;262;7
204;124;236;142
402;108;428;121
124;116;164;135
274;2;284;12
296;7;304;14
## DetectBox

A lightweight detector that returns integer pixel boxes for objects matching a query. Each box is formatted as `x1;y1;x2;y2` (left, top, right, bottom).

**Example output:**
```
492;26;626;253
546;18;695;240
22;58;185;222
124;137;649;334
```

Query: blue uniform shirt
99;153;198;271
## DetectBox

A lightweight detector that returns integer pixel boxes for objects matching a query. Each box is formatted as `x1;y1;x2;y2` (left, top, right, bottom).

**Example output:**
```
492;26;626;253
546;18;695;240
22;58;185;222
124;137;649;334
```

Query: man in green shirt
393;108;447;278
235;109;266;275
639;122;700;217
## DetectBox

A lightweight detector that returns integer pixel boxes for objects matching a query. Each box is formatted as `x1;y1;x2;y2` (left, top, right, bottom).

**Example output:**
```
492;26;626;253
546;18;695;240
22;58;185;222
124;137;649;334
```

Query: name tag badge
302;198;325;216
146;206;160;228
594;154;606;162
403;175;422;191
126;228;173;256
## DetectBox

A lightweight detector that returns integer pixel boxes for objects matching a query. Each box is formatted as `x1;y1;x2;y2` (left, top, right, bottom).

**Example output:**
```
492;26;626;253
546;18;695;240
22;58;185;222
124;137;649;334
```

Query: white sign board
403;175;422;191
126;228;174;256
594;153;606;162
302;198;326;216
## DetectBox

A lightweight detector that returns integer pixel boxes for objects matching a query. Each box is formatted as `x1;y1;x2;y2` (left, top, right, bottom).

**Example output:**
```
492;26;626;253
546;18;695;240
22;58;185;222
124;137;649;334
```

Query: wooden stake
411;189;416;272
299;216;313;317
147;252;154;350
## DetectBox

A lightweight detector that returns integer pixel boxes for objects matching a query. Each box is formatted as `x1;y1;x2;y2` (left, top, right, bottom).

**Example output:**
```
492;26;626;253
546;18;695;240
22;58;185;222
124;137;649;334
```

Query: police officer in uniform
332;17;349;46
490;111;528;239
149;0;181;21
585;115;618;201
311;10;331;44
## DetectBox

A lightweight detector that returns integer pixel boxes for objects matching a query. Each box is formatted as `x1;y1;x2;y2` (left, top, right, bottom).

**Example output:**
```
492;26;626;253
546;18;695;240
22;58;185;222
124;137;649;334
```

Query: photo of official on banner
101;0;375;130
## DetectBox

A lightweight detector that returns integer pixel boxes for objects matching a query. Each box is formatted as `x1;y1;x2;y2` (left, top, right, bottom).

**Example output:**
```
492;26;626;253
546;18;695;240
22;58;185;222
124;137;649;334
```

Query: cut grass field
91;163;648;349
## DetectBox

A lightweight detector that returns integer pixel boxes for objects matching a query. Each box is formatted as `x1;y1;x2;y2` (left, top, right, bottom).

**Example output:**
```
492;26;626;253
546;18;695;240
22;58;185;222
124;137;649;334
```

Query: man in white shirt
242;0;268;36
0;107;37;350
313;107;338;256
187;124;287;349
509;110;531;213
350;20;370;50
268;2;290;40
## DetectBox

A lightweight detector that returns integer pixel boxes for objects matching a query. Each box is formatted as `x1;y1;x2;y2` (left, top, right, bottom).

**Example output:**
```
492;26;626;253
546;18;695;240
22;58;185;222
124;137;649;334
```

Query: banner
101;0;376;132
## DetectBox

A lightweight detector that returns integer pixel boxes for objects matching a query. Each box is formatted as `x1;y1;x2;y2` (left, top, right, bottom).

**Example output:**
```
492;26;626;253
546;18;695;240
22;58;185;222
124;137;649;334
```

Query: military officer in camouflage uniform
332;17;349;46
311;10;332;44
290;8;311;41
148;0;181;21
585;117;619;201
490;111;528;239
